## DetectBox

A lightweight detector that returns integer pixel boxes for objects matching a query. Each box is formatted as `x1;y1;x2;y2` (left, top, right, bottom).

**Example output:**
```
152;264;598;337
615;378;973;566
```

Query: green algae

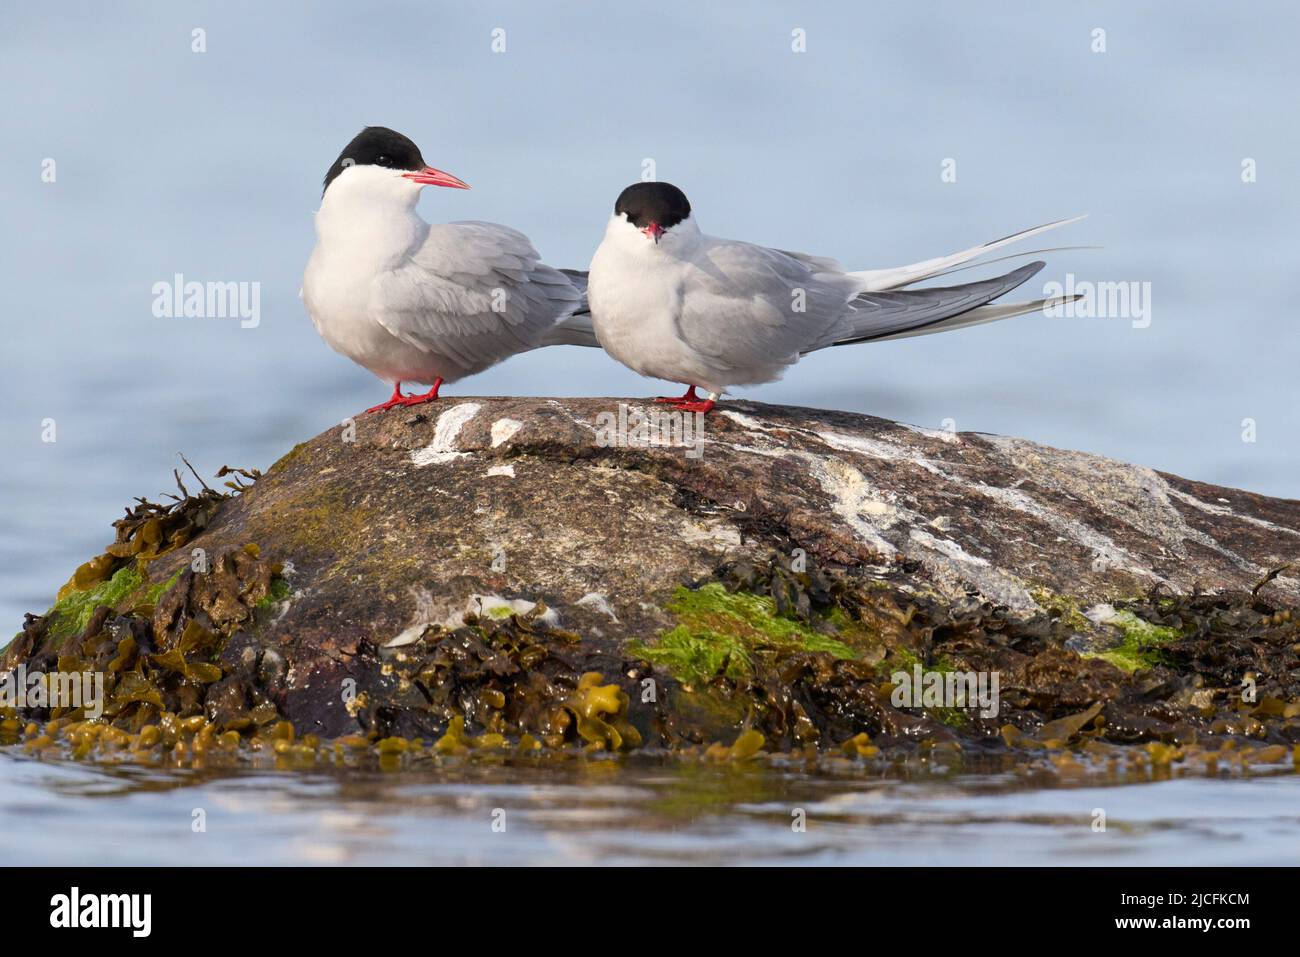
1085;610;1183;672
254;575;292;610
1030;585;1185;672
45;565;146;641
822;605;852;628
1028;586;1091;632
818;603;885;649
40;562;186;646
631;583;856;686
141;567;184;606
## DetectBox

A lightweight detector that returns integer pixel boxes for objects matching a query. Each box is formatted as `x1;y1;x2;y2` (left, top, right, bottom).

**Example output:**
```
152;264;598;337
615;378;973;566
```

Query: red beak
642;222;665;243
402;166;471;190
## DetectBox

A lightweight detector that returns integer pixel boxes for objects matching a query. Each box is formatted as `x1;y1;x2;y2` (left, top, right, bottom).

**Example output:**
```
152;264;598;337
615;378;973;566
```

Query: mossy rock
9;397;1300;756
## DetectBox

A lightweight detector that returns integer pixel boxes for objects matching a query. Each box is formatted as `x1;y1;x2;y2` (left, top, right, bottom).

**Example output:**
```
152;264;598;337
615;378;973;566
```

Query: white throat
314;165;428;270
603;211;703;258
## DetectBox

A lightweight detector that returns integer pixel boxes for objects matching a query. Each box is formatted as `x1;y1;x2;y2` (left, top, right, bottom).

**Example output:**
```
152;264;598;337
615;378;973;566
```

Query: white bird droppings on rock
909;528;990;567
811;456;900;557
411;402;481;466
575;592;620;621
451;594;559;628
901;423;961;444
814;430;946;475
718;409;772;433
491;417;523;447
1085;603;1119;625
486;464;515;478
385;624;428;648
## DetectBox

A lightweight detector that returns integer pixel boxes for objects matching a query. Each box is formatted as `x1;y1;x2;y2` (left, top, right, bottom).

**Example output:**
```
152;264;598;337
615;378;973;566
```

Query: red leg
365;382;408;414
654;384;699;404
393;377;443;407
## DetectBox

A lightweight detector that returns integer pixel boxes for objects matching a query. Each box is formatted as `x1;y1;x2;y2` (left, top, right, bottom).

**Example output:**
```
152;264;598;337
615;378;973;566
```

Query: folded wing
671;240;860;376
371;221;583;373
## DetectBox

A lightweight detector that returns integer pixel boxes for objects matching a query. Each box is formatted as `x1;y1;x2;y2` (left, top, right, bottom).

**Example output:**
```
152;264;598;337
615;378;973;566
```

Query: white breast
588;216;732;394
302;167;449;385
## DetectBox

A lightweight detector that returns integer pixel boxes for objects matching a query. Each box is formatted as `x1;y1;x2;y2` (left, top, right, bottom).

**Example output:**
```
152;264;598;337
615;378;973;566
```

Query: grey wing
806;261;1044;351
558;268;589;310
674;240;859;374
539;269;600;347
372;221;583;371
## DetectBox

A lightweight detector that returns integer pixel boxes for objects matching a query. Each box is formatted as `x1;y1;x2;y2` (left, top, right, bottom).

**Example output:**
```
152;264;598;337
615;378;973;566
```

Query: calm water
2;750;1298;866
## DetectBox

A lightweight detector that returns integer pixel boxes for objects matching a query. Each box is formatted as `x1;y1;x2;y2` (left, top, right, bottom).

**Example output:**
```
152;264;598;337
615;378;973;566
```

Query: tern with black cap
587;181;1085;414
303;127;589;413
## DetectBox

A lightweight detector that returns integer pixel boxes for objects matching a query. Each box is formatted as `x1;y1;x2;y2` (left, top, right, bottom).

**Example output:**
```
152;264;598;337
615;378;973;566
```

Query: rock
8;397;1300;753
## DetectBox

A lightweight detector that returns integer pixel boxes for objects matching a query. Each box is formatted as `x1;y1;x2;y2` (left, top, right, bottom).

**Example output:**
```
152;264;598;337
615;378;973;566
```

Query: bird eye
376;154;390;166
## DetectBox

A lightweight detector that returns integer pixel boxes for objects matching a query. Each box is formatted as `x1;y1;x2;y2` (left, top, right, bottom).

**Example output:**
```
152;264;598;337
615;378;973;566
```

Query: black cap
323;127;426;194
614;182;691;230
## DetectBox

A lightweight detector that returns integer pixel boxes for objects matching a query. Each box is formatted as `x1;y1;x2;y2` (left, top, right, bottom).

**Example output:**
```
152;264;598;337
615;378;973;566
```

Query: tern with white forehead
587;181;1085;414
303;127;590;412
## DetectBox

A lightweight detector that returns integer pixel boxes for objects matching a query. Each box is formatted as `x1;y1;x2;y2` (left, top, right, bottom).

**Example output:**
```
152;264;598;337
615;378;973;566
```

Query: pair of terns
303;127;1083;415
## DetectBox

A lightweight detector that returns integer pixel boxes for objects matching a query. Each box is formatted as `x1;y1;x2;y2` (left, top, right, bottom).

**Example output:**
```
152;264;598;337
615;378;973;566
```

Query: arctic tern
587;182;1084;413
302;127;590;412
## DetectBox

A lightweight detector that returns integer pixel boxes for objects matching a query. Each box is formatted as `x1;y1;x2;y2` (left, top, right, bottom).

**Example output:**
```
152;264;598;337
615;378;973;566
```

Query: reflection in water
2;748;1298;865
